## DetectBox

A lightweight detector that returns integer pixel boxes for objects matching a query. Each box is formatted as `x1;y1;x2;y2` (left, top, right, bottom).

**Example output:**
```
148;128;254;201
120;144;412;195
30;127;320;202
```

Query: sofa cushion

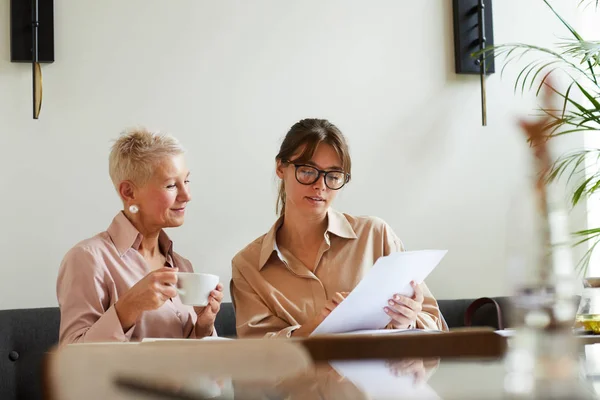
215;302;236;338
438;297;512;329
0;307;60;400
0;304;236;400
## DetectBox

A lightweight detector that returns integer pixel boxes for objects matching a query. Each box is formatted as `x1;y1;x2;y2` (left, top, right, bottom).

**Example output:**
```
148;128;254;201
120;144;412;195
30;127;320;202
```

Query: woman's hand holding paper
384;281;424;329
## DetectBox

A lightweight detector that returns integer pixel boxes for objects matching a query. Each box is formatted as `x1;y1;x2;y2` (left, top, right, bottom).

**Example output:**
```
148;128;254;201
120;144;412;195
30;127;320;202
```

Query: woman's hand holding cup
173;272;222;337
115;267;179;330
193;283;224;337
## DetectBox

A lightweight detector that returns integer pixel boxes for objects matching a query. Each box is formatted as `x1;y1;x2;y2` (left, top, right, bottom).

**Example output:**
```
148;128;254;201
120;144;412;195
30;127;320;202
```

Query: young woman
231;118;447;338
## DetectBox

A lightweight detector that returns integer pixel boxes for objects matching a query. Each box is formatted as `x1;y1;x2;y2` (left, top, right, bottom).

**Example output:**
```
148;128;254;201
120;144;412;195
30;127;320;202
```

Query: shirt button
176;312;182;318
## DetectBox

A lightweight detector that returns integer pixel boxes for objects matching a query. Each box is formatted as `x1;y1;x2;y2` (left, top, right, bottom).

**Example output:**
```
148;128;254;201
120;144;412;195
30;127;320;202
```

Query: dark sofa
0;298;508;400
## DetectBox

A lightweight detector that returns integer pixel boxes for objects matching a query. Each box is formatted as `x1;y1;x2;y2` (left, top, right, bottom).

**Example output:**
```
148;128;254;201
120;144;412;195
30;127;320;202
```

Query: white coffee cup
176;272;220;306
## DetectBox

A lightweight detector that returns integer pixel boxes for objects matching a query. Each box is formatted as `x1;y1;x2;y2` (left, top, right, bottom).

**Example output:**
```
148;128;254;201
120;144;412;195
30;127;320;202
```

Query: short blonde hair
109;127;185;189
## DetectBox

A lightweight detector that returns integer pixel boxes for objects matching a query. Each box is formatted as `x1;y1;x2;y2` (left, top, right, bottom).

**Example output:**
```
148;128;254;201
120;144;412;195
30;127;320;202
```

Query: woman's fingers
385;305;414;327
411;282;424;304
209;297;220;313
157;284;178;299
332;292;346;305
210;289;224;303
390;295;420;313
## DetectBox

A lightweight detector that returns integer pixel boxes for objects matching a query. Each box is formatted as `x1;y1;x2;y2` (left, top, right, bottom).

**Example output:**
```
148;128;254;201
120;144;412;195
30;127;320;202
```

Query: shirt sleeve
382;222;448;332
189;322;219;338
415;282;448;330
57;246;135;345
231;262;300;338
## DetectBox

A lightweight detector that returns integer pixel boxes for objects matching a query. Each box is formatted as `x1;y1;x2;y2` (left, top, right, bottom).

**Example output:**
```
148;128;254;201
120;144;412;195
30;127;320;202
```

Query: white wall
0;0;588;309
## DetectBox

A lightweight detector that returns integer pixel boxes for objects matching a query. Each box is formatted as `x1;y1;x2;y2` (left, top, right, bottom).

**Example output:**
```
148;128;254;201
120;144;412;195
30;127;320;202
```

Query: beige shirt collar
107;211;174;258
258;208;358;270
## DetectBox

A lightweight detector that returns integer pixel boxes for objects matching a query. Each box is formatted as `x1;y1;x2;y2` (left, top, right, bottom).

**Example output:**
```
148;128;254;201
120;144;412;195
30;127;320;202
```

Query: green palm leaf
577;0;599;11
479;0;600;276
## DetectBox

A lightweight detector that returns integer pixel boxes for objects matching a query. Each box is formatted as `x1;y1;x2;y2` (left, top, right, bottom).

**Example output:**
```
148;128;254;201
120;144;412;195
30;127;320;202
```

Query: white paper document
311;250;447;336
336;328;443;336
140;337;233;343
330;360;441;399
494;329;516;338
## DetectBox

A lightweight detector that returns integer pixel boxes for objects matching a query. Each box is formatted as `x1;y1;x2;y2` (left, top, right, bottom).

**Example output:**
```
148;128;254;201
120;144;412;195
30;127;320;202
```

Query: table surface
44;329;600;400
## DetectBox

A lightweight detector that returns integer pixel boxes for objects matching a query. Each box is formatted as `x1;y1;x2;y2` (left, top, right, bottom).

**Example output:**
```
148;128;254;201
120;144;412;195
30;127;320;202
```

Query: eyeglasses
284;160;350;190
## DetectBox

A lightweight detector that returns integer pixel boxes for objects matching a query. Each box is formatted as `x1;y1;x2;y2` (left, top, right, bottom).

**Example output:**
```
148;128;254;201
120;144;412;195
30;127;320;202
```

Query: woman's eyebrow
304;161;343;170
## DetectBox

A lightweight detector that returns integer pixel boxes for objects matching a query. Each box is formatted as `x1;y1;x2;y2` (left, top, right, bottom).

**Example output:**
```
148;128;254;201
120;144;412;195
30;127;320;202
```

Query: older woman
231;118;447;338
57;128;223;345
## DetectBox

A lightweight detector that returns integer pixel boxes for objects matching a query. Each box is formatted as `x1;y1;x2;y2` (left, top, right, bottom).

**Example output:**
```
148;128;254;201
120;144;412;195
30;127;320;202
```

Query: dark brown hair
275;118;352;216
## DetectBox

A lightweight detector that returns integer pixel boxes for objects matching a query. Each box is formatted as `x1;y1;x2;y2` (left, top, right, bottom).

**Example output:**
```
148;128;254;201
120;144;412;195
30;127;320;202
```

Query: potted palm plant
485;0;599;275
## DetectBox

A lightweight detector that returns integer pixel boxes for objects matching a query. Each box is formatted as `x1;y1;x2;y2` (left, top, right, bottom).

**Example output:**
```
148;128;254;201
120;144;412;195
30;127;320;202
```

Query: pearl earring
129;205;139;214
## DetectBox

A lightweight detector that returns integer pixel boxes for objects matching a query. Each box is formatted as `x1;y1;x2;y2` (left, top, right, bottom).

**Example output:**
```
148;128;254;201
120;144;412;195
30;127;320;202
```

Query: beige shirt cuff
415;313;440;330
80;305;135;343
384;321;415;330
192;322;218;338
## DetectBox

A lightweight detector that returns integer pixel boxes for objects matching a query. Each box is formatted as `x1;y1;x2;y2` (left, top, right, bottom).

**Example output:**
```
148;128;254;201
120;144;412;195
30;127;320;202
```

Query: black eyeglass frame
284;160;351;190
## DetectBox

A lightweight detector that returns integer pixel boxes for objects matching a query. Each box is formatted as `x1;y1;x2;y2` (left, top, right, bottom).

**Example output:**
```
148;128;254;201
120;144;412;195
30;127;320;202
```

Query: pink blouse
57;212;212;345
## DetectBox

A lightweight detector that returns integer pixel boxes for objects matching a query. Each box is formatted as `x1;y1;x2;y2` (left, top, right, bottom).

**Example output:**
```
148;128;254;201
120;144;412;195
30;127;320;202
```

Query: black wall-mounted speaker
453;0;494;75
10;0;55;63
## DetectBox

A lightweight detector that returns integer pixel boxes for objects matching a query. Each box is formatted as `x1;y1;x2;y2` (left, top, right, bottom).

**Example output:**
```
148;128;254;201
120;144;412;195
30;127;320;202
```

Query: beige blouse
57;212;211;345
231;209;448;338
